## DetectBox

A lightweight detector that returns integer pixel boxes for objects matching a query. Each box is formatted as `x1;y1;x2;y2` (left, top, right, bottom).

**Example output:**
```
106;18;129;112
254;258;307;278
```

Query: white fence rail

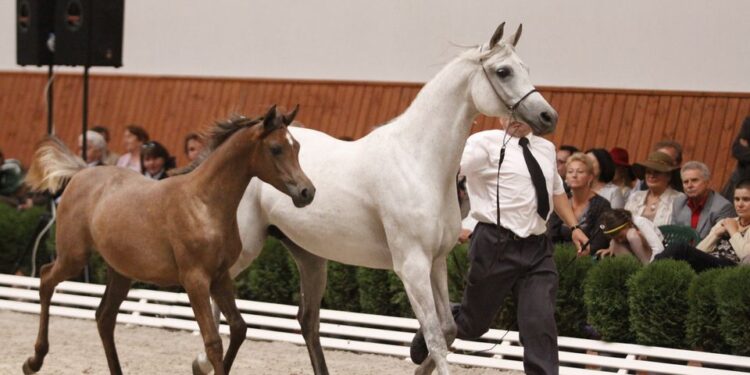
0;274;748;374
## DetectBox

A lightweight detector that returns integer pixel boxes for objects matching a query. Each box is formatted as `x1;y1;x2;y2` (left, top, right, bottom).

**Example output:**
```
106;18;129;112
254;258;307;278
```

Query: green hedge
323;261;360;312
715;266;750;356
554;245;594;337
686;268;729;353
583;255;642;343
628;260;696;348
0;204;49;275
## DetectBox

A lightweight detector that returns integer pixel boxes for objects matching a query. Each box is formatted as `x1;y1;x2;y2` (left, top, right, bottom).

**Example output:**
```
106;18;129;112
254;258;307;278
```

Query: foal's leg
95;267;132;375
210;272;247;374
184;273;227;375
23;253;88;374
284;240;329;375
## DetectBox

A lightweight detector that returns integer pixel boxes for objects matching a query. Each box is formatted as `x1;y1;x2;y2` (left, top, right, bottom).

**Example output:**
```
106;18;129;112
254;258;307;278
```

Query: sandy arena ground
1;310;520;374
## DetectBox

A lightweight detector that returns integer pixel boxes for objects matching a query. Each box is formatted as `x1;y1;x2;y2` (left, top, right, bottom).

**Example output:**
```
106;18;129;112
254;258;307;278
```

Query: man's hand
458;229;472;244
571;228;589;255
595;249;615;258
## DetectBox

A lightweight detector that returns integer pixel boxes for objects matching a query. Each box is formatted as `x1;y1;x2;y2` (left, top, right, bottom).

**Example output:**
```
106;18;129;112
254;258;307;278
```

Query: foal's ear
511;24;523;47
489;22;506;48
283;104;299;125
263;104;278;131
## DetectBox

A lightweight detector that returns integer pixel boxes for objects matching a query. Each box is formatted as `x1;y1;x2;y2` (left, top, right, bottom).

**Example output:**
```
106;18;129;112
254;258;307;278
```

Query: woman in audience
625;151;684;226
548;152;611;254
655;179;750;271
586;148;626;208
116;125;149;173
610;147;637;201
140;141;176;180
596;209;664;265
183;132;206;162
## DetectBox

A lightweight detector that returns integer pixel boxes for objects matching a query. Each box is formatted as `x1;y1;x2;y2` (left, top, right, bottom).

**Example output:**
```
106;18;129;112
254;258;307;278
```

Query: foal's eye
496;67;512;79
270;145;283;156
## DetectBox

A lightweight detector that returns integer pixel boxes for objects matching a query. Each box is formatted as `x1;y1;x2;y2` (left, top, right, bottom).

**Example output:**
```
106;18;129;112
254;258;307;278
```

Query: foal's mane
170;115;263;176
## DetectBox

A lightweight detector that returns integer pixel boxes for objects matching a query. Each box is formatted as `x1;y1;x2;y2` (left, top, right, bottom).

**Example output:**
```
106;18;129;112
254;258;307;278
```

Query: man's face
556;150;571;177
682;169;709;199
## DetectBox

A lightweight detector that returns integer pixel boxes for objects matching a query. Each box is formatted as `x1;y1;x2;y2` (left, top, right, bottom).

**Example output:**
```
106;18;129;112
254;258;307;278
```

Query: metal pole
82;65;89;162
47;64;53;135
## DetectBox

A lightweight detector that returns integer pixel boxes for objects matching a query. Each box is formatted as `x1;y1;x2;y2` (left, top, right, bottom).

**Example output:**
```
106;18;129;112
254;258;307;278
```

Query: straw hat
632;151;678;179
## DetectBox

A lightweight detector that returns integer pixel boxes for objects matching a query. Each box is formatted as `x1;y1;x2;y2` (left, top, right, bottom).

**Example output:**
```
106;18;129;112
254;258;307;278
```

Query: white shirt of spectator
630;215;665;262
460;129;565;238
625;187;684;227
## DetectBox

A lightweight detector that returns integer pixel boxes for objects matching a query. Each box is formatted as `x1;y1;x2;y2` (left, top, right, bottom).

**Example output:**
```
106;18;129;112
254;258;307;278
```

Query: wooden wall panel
0;72;748;190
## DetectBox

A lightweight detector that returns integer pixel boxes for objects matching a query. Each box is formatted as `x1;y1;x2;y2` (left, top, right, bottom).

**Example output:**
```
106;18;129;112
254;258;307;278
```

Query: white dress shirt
631;215;665;261
460;130;565;238
625;187;684;227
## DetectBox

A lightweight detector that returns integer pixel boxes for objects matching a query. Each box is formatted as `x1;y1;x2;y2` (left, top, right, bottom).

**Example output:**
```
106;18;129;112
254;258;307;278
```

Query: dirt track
1;310;520;374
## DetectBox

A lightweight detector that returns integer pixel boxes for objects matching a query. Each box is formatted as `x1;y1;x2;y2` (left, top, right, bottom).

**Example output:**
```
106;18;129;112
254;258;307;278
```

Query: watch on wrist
570;224;583;231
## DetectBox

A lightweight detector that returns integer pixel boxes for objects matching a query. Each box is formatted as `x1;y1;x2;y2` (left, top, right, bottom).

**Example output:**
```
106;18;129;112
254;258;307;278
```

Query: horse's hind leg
23;250;88;374
210;272;247;374
95;266;132;375
284;240;329;375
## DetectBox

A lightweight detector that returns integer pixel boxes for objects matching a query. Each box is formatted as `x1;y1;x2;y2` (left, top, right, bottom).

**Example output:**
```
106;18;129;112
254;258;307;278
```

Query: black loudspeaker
54;0;124;67
16;0;55;66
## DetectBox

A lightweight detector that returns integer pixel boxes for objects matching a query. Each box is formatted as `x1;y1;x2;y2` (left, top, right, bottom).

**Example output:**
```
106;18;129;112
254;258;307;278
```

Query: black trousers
455;222;559;375
655;242;736;273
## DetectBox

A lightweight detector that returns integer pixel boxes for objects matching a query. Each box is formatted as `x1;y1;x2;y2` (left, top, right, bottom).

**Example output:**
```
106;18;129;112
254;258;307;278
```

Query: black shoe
410;329;429;365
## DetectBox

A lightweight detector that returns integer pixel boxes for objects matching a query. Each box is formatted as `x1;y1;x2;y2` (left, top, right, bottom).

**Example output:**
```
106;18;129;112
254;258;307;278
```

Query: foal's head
255;105;316;207
469;23;558;135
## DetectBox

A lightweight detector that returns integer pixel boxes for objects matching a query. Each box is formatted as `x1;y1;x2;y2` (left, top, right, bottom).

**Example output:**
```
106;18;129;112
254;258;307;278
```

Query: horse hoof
22;359;38;375
192;358;210;375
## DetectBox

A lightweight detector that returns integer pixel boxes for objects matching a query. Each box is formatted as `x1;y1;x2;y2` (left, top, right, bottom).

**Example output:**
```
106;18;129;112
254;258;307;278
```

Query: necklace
739;218;750;227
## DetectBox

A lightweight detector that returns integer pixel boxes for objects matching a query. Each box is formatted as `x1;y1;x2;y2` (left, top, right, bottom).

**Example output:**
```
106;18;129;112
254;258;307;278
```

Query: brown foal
22;105;315;375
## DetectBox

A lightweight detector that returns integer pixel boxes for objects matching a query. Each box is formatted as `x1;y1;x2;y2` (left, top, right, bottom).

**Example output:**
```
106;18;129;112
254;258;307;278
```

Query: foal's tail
25;136;87;194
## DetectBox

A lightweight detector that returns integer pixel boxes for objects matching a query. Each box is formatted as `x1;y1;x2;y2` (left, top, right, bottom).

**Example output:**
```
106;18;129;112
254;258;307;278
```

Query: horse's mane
169;115;262;176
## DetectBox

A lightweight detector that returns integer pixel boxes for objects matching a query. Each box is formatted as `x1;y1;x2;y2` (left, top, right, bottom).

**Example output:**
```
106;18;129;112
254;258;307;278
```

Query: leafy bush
554;245;594;337
583;255;641;342
0;204;50;275
715;266;750;356
323;261;360;312
237;237;299;304
446;243;470;302
686;268;730;353
627;260;695;348
387;271;413;318
356;268;398;316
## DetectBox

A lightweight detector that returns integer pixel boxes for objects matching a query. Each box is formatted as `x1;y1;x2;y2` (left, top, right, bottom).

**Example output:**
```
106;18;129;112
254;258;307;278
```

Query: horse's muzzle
289;183;316;207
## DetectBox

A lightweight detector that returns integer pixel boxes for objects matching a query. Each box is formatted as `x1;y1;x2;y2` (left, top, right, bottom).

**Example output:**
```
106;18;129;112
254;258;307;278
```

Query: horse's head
470;23;558;135
255;105;316;207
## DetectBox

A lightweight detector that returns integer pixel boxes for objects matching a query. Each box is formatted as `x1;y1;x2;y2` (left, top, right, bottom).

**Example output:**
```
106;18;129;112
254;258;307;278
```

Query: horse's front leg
431;256;457;348
283;239;329;375
210;272;247;374
184;272;226;375
394;250;452;375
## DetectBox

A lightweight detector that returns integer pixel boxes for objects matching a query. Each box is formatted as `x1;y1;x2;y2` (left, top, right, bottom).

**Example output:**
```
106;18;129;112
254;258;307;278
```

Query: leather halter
478;45;538;123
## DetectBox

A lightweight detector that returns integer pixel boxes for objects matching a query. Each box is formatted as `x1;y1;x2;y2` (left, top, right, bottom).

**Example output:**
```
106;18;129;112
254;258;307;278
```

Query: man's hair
91;125;110;142
80;130;107;152
681;161;710;180
653;140;683;165
559;145;579;154
125;125;150;142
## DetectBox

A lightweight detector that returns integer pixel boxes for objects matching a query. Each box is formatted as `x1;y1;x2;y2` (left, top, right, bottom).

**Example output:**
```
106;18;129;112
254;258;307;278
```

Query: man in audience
77;131;108;167
557;145;579;195
672;161;733;238
91;125;120;165
654;140;684;192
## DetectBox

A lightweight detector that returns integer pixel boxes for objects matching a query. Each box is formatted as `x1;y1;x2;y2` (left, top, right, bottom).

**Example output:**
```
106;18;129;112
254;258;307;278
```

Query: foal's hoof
22;358;38;375
192;357;210;375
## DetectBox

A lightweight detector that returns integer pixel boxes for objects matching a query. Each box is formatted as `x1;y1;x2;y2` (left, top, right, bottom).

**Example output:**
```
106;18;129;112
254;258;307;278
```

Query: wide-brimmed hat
609;147;630;167
632;151;678;179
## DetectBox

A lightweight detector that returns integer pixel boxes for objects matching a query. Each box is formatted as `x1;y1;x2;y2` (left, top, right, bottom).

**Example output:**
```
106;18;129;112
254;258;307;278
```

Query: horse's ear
512;24;522;47
263;105;278;131
283;104;299;125
489;22;506;48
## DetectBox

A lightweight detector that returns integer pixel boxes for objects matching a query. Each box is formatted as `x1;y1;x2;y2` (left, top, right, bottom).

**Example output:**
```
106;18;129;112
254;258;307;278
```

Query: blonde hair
565;152;593;174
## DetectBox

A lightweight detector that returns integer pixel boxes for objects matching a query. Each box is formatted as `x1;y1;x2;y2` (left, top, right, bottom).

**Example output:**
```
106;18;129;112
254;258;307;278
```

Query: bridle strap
478;46;538;120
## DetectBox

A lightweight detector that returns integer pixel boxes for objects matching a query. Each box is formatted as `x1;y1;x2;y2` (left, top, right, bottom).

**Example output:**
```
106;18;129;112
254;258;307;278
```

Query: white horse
195;23;557;375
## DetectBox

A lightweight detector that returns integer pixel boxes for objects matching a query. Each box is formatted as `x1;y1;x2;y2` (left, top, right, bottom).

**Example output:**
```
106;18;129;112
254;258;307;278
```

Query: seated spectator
557;145;579;194
672;161;733;239
626;151;684;226
0;148;32;209
596;209;665;265
638;140;684;192
721;116;750;201
548;152;610;253
586;148;625;208
141;141;176;180
77;130;108;167
656;179;750;271
183;132;206;162
610;147;637;201
91;125;120;165
116;125;149;173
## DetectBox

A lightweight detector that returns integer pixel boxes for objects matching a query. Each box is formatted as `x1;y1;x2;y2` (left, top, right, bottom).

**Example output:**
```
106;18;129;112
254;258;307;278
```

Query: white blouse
625;188;685;227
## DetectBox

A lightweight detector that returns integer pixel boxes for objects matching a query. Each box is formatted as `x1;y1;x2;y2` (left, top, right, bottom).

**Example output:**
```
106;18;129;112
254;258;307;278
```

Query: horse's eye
270;145;283;156
496;67;512;79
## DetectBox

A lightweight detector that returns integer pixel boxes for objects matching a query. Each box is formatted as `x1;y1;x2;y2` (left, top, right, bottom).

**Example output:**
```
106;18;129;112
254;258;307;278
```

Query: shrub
237;237;299;305
686;268;731;353
446;243;470;302
715;266;750;356
388;271;413;318
554;245;594;337
356;268;397;316
583;255;641;343
0;204;49;274
323;261;360;312
627;260;695;348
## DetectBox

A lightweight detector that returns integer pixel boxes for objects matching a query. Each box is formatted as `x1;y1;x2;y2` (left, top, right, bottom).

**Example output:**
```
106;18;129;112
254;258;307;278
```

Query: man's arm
552;193;589;253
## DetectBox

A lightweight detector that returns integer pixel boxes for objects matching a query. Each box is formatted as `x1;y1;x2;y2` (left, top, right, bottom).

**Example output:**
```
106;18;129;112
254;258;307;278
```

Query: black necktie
519;137;550;219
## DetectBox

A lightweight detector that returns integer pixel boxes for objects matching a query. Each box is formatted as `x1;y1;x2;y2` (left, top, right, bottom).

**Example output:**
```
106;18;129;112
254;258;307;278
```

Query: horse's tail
25;136;87;194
